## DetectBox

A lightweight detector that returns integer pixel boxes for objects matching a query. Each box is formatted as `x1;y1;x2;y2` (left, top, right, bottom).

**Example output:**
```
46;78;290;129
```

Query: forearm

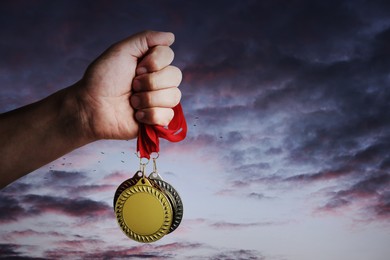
0;83;93;188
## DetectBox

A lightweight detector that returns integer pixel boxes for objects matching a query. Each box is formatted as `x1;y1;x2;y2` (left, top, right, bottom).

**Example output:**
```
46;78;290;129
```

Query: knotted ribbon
137;104;187;159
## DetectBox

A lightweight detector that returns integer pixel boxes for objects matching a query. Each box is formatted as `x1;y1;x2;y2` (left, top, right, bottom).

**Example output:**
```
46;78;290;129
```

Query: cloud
1;191;113;223
154;242;204;251
43;170;89;186
233;163;271;176
247;192;274;200
210;221;284;229
373;191;390;218
1;182;33;194
211;249;265;260
0;243;41;260
0;194;26;223
180;0;389;100
284;166;353;182
0;242;183;259
202;20;390;223
0;243;21;258
41;240;267;260
43;242;203;259
54;238;104;249
21;194;112;219
2;229;65;242
318;173;390;220
102;171;131;184
67;184;115;196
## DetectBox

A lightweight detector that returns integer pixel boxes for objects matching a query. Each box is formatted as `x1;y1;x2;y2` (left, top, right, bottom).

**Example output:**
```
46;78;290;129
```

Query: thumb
119;30;175;59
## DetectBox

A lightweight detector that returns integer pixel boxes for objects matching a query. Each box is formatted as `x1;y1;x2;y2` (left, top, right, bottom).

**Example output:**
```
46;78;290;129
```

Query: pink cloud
3;229;65;241
101;171;130;184
155;242;203;251
210;221;285;229
68;184;115;196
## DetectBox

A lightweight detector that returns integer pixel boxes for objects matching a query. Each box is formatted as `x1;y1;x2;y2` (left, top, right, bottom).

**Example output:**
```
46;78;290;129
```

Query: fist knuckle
148;109;157;122
152;109;166;125
144;92;154;107
149;58;160;71
147;73;157;90
149;47;164;70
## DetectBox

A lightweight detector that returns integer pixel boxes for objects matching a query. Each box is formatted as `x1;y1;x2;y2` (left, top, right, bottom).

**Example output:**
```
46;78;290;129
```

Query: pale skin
0;31;182;189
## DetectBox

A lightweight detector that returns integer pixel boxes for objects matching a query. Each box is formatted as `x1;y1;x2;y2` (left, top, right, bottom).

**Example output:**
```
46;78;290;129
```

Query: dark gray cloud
211;249;265;260
1;182;33;195
285;166;353;182
1;169;113;198
0;194;26;223
176;0;390;223
181;0;390;96
0;243;21;258
247;192;274;200
373;191;390;217
0;192;111;223
21;194;111;218
43;242;202;259
43;170;89;186
319;173;390;218
0;243;43;260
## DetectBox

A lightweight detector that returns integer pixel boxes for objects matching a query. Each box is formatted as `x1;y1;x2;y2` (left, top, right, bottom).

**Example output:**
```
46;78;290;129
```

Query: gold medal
114;155;183;243
115;175;172;243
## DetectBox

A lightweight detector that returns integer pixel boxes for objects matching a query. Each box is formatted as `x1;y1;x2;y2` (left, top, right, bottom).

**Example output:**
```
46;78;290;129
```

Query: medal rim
113;172;141;208
115;178;173;243
149;178;183;233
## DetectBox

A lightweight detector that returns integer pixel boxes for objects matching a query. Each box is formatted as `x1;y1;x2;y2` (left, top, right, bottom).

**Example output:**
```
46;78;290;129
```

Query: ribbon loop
137;104;187;159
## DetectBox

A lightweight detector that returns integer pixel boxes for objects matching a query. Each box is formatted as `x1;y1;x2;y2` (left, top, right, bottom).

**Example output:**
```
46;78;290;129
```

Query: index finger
136;45;174;75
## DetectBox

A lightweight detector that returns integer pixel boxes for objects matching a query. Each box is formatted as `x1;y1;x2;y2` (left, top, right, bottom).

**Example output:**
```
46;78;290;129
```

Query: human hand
75;31;182;141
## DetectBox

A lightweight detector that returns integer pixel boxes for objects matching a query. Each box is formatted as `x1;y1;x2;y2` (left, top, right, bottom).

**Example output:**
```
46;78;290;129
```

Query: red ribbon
137;104;187;159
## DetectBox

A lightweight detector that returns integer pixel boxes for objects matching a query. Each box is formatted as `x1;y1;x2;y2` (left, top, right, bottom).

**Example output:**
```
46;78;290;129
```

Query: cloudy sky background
1;0;389;259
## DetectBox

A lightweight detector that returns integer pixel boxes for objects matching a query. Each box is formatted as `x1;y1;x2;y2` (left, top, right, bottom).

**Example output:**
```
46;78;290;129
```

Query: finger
133;65;182;92
131;87;181;109
115;30;174;59
136;46;174;75
135;107;174;126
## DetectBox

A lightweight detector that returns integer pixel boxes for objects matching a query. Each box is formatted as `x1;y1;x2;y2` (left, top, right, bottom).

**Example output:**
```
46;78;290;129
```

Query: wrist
56;81;98;146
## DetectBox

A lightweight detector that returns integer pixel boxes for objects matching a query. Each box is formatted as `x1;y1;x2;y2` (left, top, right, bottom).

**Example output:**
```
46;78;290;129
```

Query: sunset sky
0;0;389;259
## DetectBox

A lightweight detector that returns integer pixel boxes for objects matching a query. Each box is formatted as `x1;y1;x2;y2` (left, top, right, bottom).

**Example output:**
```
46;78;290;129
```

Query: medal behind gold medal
148;172;183;234
115;177;173;243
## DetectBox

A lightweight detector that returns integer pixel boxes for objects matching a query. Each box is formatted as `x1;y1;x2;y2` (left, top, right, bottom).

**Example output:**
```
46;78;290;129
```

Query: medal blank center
123;193;165;235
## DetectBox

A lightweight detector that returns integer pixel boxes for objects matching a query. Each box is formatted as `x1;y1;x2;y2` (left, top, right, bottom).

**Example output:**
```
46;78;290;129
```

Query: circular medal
148;172;184;234
113;171;143;208
115;177;172;243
